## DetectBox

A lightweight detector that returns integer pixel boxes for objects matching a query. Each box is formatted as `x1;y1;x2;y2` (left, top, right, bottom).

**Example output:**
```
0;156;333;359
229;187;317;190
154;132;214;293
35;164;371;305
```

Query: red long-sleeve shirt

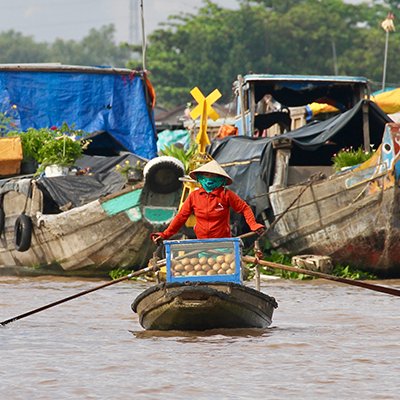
160;187;264;239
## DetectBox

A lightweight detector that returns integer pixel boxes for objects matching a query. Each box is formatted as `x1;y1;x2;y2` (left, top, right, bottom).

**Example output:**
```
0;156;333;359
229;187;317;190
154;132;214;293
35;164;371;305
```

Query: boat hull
132;282;278;331
0;183;180;277
268;159;400;277
212;121;400;277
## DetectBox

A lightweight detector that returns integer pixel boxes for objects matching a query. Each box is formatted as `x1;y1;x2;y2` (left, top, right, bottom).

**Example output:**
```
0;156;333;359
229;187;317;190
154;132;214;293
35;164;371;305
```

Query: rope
258;173;320;240
21;179;33;215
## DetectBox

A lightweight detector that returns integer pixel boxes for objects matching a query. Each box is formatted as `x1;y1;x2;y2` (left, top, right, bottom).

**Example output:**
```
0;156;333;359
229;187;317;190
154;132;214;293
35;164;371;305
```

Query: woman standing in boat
151;160;265;243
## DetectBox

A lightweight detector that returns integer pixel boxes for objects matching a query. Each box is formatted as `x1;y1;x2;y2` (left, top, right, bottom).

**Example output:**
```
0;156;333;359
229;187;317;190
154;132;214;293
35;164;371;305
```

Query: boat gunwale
132;281;278;312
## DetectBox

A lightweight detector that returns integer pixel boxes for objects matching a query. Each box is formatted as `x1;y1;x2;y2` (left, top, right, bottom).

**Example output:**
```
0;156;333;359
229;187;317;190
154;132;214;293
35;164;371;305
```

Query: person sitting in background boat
151;160;265;244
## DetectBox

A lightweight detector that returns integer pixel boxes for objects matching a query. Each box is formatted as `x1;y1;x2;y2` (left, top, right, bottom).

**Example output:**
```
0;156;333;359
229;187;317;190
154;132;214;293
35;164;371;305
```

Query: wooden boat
210;74;400;277
0;64;184;277
132;238;278;331
132;281;278;331
0;173;181;277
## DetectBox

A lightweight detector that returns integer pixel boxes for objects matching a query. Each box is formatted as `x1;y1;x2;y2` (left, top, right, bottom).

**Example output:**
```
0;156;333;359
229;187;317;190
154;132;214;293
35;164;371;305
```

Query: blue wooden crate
165;238;242;284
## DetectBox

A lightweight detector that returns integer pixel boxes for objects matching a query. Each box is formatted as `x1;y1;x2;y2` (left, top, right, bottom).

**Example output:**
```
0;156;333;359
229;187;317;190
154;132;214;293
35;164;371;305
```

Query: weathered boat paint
212;74;399;276
267;123;400;276
101;189;142;215
132;281;278;331
0;183;180;277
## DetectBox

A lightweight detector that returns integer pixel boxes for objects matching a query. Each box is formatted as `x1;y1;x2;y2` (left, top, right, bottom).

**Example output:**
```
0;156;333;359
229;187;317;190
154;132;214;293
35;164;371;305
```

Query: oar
1;264;157;326
242;256;400;297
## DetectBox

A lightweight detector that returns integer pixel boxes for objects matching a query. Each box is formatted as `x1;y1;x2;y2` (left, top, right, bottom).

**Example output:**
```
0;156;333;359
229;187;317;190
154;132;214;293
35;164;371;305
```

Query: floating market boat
209;74;400;277
0;64;184;277
132;238;278;330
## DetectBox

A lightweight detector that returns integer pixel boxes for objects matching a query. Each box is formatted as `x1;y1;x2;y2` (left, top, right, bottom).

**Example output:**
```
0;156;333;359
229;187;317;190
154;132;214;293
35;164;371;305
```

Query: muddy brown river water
1;276;399;399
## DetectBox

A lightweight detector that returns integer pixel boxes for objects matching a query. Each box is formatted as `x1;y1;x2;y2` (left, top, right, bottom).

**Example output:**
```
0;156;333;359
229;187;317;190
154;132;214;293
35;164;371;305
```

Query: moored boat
0;157;183;277
209;74;400;277
132;238;278;331
0;64;184;277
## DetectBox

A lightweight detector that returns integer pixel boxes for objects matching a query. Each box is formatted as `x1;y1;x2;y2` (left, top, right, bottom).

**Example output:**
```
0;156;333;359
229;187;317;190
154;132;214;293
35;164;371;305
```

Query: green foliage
1;1;400;108
145;0;400;107
160;143;198;172
332;146;375;171
11;123;89;174
244;247;311;280
261;250;312;280
0;25;131;67
109;267;132;280
146;2;271;107
38;135;83;167
18;127;55;161
245;248;377;280
115;159;145;181
109;267;145;280
0;30;50;63
51;25;132;67
332;264;377;280
0;112;15;135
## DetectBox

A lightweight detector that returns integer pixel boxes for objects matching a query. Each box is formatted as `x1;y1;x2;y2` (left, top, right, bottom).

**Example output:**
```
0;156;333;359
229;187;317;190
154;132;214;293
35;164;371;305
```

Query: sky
0;0;239;44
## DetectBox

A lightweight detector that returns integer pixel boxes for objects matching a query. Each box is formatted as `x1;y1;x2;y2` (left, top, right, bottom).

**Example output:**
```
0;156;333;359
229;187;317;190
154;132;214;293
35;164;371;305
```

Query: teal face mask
197;174;226;193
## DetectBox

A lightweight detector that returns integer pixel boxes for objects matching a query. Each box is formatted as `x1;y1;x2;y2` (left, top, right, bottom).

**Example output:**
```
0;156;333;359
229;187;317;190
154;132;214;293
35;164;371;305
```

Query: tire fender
143;156;185;194
14;213;32;252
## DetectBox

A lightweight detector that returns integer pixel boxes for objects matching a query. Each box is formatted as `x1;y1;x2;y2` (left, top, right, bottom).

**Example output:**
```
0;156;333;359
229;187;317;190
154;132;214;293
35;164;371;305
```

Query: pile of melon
171;253;236;276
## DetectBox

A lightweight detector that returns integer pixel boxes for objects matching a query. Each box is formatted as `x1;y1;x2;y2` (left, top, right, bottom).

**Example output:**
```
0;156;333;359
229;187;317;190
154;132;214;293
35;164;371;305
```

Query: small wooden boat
132;238;278;331
132;281;277;331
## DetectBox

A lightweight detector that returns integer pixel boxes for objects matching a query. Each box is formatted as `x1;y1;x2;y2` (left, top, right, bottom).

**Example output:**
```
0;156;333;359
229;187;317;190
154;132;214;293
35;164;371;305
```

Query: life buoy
143;156;185;194
0;207;5;237
14;213;32;252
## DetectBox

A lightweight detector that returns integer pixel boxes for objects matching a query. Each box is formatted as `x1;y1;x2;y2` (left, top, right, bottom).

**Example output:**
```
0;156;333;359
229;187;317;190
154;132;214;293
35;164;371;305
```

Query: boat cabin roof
238;74;370;107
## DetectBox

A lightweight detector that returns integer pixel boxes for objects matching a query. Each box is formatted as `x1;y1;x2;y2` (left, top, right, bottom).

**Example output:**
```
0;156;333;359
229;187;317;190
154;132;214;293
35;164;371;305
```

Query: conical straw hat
189;160;233;185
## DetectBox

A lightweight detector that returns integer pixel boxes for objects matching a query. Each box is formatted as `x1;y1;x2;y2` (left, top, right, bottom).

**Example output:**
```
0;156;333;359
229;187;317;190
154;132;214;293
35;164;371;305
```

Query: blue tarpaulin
0;66;157;159
156;129;190;152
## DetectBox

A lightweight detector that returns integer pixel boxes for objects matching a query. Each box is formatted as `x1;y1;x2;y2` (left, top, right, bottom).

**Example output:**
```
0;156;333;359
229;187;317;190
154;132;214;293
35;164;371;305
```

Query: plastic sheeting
0;69;157;159
157;129;190;152
371;88;400;114
36;153;145;209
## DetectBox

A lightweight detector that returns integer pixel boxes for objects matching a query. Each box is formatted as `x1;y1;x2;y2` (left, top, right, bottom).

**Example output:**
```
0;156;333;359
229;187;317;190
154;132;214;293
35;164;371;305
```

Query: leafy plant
38;135;83;167
332;264;377;280
8;122;90;174
18;127;55;161
109;267;147;280
260;249;312;280
109;267;132;280
332;146;375;172
244;247;377;281
0;111;16;135
115;159;145;181
160;143;198;173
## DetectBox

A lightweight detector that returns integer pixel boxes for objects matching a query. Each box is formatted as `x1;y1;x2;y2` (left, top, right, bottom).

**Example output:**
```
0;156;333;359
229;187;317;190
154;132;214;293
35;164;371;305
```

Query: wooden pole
382;30;389;91
1;265;157;326
243;255;400;297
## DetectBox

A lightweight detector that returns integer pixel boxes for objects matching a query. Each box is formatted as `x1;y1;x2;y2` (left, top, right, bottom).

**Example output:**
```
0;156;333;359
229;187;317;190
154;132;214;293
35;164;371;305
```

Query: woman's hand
254;226;266;236
150;233;163;245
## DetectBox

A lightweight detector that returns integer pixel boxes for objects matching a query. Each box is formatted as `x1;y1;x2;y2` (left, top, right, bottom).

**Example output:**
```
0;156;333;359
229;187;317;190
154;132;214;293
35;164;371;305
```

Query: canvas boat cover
371;88;400;114
0;65;157;159
209;100;392;215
